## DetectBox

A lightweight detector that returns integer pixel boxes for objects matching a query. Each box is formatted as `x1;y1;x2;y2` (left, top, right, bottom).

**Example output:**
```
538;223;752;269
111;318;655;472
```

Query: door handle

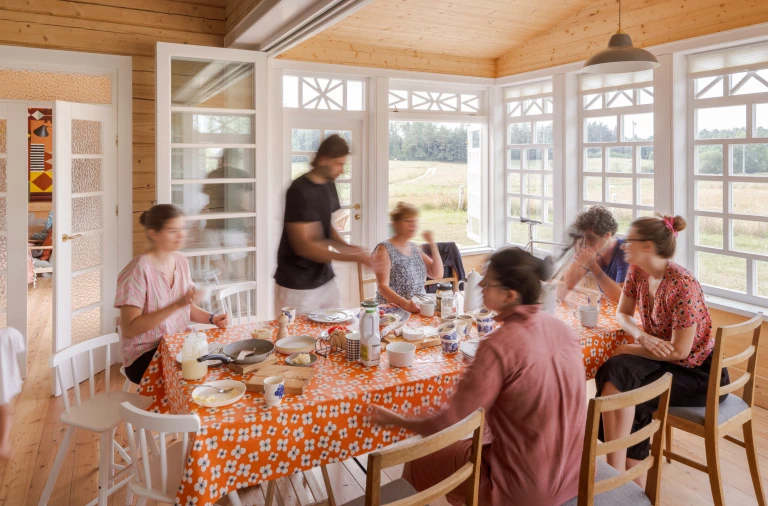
354;214;361;220
62;233;82;242
352;204;361;210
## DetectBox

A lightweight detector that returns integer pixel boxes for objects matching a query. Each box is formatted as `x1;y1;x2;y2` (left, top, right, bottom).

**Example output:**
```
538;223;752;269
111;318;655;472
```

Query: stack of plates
307;308;357;323
459;340;479;361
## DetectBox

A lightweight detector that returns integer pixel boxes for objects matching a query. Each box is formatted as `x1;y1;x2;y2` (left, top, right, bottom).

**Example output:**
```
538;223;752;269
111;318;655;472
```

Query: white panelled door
466;124;483;244
53;101;118;393
286;118;364;308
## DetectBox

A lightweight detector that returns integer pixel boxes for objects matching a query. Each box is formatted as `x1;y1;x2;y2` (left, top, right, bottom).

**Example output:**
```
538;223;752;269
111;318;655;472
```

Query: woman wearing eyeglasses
372;247;586;505
562;205;628;303
597;214;729;486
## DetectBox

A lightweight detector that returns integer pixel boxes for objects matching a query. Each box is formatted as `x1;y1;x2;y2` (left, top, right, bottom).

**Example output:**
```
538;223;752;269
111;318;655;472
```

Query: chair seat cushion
341;478;422;506
61;391;152;432
668;394;749;426
562;460;651;506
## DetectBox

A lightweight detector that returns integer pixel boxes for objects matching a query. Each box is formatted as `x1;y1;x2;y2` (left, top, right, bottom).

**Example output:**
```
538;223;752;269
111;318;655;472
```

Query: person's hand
212;313;230;329
422;230;435;244
401;299;420;313
372;405;403;427
638;333;676;359
575;246;598;271
177;287;202;308
351;250;373;267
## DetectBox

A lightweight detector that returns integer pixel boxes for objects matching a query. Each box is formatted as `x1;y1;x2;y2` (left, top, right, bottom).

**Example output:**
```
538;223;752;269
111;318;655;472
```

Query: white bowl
386;342;415;368
402;327;425;342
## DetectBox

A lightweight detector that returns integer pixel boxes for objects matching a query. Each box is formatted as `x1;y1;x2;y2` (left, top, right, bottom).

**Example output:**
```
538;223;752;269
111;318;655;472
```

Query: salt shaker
276;313;289;339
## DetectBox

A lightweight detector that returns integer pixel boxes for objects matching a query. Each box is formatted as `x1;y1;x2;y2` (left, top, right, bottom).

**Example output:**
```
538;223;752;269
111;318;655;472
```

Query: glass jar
181;331;209;381
435;282;453;314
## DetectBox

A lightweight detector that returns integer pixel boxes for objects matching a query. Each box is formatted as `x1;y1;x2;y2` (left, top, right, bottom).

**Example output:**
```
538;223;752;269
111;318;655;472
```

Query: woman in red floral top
597;214;729;487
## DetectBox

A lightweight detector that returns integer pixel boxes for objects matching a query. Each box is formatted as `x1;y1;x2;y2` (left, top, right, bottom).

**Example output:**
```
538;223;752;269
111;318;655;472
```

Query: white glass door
287;119;364;308
52;101;118;392
466;124;483;244
0;103;29;377
156;44;268;320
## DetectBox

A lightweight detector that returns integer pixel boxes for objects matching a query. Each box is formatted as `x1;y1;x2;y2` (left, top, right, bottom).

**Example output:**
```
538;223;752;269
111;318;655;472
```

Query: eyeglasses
480;279;507;290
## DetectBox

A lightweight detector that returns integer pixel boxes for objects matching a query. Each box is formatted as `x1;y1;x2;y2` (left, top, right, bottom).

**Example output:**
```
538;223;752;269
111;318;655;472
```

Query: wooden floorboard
2;279;768;505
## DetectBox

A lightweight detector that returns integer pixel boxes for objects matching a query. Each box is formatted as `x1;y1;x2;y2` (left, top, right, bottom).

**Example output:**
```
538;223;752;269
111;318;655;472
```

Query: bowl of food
285;352;318;367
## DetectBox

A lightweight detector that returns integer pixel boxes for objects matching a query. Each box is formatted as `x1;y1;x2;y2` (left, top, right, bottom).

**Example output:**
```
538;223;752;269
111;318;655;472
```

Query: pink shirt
623;262;714;368
114;252;193;367
420;305;586;505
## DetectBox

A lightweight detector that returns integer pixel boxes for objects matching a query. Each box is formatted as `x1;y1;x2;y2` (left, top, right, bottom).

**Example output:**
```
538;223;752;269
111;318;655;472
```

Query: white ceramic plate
191;380;246;408
307;308;356;324
285;352;318;367
275;335;317;354
459;340;479;359
175;342;224;366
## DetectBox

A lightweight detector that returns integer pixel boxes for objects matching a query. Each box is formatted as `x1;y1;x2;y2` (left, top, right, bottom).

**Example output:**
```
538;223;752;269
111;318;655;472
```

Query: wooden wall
497;0;768;77
0;0;226;256
225;0;264;33
277;36;496;78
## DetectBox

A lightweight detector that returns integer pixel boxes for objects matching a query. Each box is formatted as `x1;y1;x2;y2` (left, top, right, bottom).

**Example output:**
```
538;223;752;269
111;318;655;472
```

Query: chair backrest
49;333;119;413
217;281;258;325
120;401;201;501
363;408;485;506
578;373;673;506
357;263;460;305
706;312;763;426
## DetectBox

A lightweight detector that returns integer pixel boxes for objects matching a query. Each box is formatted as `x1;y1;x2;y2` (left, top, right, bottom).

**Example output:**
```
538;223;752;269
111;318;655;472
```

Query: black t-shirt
275;174;341;289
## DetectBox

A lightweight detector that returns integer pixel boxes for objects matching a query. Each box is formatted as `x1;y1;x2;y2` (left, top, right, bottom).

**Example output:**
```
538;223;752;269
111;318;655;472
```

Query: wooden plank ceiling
277;0;768;78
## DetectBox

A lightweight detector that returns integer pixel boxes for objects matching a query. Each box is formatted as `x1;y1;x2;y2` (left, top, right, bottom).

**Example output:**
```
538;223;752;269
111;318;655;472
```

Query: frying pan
197;339;275;365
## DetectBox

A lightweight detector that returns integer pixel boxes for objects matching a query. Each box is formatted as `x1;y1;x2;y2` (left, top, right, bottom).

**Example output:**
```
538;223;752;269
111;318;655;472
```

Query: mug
438;322;459;355
587;292;602;307
541;284;557;314
345;332;361;362
419;300;436;317
441;294;456;319
475;308;495;337
263;376;285;408
574;305;599;328
281;307;296;325
455;320;468;338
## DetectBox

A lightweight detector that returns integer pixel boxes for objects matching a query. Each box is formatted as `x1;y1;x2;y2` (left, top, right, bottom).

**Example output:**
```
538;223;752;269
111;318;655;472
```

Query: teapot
459;270;483;313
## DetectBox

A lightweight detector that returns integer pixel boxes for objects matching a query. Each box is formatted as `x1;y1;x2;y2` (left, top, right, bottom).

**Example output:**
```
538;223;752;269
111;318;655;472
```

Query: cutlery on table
198;385;235;394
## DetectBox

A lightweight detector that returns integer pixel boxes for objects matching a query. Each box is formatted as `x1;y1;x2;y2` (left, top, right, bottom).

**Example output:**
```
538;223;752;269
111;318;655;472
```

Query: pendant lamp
582;0;659;74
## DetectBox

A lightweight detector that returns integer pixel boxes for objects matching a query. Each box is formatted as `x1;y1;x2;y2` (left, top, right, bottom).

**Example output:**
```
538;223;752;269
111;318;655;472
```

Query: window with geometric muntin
388;89;480;114
282;75;365;111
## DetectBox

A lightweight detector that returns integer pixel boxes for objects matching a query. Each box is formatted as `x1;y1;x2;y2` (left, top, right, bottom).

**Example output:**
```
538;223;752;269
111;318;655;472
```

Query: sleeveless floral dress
374;241;427;305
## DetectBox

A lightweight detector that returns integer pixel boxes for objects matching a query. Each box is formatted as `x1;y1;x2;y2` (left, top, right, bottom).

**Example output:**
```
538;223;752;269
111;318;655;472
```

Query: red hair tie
663;216;678;238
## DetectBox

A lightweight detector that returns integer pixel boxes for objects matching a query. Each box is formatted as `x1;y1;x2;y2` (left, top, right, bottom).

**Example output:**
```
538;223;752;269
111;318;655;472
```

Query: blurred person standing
274;135;372;317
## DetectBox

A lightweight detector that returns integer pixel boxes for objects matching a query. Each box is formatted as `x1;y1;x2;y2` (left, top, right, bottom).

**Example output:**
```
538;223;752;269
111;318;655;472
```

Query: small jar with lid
435;282;453;314
181;332;209;381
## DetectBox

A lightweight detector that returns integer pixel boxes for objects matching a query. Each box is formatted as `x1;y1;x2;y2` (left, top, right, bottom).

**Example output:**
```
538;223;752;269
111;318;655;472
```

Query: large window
504;81;554;250
388;121;483;248
689;42;768;303
579;72;655;233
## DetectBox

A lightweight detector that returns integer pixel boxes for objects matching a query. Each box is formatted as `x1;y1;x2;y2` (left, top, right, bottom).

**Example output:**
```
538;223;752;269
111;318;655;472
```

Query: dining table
136;295;632;506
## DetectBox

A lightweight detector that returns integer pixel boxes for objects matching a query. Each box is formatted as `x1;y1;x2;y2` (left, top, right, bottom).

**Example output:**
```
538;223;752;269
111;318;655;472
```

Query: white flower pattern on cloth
374;241;427;304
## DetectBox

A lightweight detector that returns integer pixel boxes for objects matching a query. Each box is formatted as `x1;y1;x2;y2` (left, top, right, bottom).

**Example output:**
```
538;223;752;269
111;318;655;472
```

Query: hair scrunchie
663;216;678;238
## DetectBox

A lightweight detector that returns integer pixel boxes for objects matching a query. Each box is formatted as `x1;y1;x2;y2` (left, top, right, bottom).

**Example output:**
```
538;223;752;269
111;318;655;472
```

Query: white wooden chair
119;402;243;506
39;333;153;506
218;281;258;325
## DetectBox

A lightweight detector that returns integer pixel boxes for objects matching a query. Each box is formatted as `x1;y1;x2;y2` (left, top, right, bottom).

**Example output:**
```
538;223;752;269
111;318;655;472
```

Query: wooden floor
1;277;767;505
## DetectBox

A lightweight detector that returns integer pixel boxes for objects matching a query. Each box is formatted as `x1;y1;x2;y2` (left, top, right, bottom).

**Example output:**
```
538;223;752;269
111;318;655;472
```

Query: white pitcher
460;270;483;313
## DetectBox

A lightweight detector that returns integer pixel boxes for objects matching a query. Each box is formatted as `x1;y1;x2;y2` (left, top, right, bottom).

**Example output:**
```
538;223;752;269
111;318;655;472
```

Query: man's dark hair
573;205;619;237
311;134;350;169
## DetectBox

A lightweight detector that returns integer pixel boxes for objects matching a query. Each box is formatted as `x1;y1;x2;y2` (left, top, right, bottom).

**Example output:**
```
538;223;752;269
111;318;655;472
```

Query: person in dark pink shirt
373;247;587;506
598;214;729;486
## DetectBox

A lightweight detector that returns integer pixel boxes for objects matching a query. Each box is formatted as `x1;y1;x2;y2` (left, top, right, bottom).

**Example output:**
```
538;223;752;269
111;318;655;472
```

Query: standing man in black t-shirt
274;134;372;317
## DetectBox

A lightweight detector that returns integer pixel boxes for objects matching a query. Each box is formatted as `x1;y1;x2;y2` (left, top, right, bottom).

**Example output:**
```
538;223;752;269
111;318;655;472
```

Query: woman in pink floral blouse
597;214;729;486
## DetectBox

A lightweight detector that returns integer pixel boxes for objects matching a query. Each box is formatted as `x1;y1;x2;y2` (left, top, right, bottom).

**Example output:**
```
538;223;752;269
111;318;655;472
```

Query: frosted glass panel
0;273;6;311
72;270;101;310
0;197;6;231
72;120;102;154
72;233;102;272
0;159;6;192
72;307;102;344
0;119;5;153
72;159;102;193
0;69;111;103
0;236;5;270
72;195;102;233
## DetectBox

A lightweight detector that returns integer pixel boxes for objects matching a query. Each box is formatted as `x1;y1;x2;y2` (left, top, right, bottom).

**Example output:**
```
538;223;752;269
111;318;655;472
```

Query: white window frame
156;42;269;319
688;57;768;306
282;72;366;112
504;82;556;253
578;80;656;230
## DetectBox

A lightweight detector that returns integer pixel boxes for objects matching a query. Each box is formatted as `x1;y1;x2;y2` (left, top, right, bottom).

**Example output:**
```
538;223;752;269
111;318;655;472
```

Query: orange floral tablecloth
137;299;630;506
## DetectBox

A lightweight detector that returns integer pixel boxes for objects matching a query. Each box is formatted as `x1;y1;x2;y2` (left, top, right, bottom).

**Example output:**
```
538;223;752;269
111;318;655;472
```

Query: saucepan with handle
197;339;275;365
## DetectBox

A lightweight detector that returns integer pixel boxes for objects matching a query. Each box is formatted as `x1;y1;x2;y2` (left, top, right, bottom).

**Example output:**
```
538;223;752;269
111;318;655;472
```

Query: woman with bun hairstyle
597;214;729;485
114;204;230;384
373;247;586;505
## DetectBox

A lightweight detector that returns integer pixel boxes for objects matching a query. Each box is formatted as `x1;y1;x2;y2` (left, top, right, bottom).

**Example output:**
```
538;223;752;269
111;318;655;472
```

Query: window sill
704;294;768;321
459;246;493;257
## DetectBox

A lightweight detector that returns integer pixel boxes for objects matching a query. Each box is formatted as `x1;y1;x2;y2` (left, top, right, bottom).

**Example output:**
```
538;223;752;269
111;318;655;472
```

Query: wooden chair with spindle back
357;263;459;305
217;281;258;326
563;372;673;506
337;408;485;506
662;312;766;506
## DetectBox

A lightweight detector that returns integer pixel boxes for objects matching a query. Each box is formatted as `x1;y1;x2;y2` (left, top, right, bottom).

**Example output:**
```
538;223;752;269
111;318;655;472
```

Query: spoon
198;385;235;394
